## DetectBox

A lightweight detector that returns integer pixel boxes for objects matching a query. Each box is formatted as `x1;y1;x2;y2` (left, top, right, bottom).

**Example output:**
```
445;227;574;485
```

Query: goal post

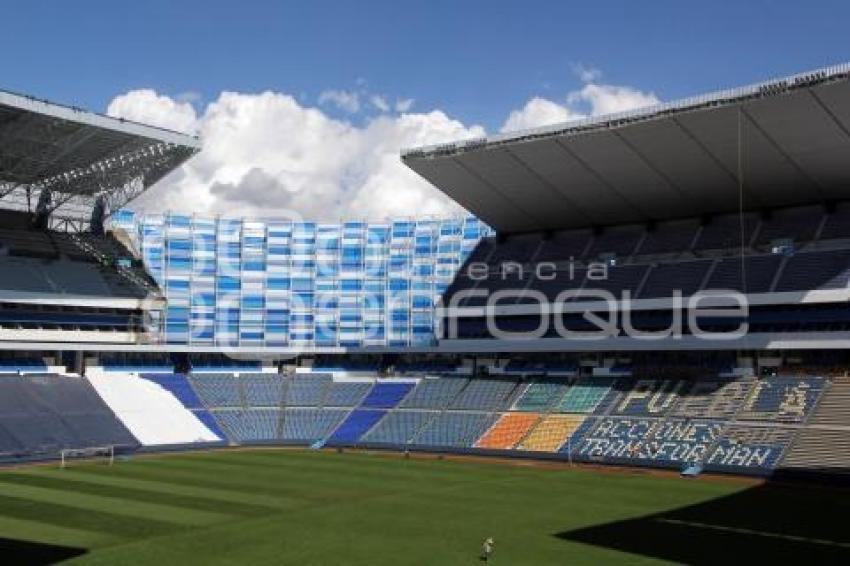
59;445;115;469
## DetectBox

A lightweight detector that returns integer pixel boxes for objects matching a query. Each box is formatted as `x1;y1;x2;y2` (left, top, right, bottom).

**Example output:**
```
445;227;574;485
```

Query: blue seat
328;410;386;444
360;382;414;408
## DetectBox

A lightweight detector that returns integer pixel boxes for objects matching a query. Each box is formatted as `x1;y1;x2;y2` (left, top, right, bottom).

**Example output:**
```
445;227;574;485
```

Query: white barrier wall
87;370;221;445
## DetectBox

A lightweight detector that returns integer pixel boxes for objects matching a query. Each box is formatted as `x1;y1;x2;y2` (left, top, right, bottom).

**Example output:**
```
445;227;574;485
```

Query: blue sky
3;0;848;130
3;1;848;220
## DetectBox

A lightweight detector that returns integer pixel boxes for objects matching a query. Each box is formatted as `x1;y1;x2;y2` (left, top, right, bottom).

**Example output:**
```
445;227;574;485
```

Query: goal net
59;445;115;469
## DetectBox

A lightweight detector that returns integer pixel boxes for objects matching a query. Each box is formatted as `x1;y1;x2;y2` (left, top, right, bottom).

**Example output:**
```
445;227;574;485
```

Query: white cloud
370;95;390;113
501;81;659;133
571;63;602;83
176;90;202;105
107;72;658;221
567;83;660;116
106;89;198;134
317;89;360;113
107;89;484;221
501;97;583;133
395;98;415;113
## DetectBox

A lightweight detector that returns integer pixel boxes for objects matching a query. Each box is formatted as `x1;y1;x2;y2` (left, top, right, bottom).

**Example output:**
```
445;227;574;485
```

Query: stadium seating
671;378;753;419
360;381;414;408
585;224;645;258
486;233;542;264
605;379;691;417
362;410;435;445
475;413;540;449
774;250;850;292
638;260;711;298
639;219;699;255
400;377;468;409
137;373;227;440
189;374;242;407
703;255;782;294
414;412;499;448
321;380;373;407
736;376;825;423
280;408;348;442
819;203;850;240
214;409;281;442
692;212;759;251
0;374;139;460
0;248;152;299
0;304;139;331
241;374;285;406
704;425;797;475
534;229;592;262
285;373;332;406
0;227;56;259
517;414;587;452
328;409;386;444
511;379;570;412
554;377;615;413
73;368;850;477
87;371;221;446
441;203;850;328
450;377;520;411
141;373;205;409
0;366;839;478
754;205;823;247
580;264;649;297
570;417;724;469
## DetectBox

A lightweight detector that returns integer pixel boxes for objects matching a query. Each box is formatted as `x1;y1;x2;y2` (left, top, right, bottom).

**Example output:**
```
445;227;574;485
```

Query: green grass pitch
0;448;847;565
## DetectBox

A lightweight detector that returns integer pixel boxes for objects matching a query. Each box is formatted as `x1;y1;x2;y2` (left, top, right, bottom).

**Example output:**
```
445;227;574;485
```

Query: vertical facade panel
115;211;490;347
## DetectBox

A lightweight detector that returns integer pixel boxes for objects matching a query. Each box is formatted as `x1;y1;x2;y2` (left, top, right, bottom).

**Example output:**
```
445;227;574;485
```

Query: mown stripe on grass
100;458;383;503
24;468;288;513
0;494;181;540
0;482;230;526
183;450;521;489
0;515;115;549
0;472;272;518
130;453;460;495
126;450;538;508
62;463;315;507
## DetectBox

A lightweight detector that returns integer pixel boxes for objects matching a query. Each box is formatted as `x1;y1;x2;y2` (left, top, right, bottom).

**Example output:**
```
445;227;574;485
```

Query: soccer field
0;449;846;565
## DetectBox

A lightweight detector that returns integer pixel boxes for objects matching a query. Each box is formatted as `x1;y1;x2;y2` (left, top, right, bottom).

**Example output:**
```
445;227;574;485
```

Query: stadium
1;62;850;565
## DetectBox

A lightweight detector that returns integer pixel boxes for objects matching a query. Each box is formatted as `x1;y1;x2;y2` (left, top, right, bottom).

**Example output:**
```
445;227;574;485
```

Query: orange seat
475;413;540;449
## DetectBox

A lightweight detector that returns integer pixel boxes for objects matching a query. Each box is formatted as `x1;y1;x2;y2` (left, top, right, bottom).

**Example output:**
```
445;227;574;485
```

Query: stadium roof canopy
0;88;200;229
403;63;850;234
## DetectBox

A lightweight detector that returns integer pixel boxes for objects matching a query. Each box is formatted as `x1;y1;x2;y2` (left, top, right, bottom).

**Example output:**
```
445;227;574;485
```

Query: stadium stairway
779;379;850;475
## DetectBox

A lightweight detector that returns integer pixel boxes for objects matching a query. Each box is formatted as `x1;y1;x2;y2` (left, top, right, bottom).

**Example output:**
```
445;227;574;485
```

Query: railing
402;62;850;158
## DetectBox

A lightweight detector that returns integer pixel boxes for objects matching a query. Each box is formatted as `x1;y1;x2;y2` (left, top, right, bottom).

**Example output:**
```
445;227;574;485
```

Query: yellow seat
518;415;586;452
